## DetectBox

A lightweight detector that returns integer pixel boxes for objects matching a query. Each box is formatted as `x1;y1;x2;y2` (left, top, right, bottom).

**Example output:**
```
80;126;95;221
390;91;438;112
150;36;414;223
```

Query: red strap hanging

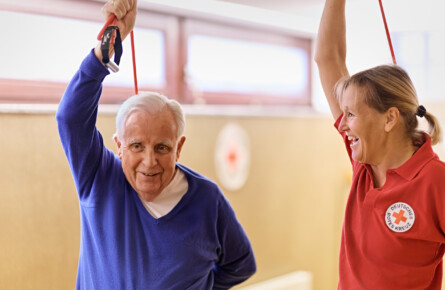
98;14;139;95
378;0;397;65
130;31;138;95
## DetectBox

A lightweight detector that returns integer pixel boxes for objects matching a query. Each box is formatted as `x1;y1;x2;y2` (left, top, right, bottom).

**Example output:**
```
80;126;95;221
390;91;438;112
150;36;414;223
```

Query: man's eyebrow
126;138;141;144
157;140;173;146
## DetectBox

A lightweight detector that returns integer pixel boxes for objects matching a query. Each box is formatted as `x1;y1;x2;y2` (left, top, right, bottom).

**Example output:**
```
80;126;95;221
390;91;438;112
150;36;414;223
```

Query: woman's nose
338;115;348;132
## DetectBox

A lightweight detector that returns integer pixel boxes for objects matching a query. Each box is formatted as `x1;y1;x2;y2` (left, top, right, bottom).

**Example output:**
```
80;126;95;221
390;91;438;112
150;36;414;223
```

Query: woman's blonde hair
335;65;441;145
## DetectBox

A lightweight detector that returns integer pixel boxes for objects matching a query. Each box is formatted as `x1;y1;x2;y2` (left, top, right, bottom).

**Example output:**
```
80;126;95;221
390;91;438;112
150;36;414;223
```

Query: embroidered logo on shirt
385;202;415;233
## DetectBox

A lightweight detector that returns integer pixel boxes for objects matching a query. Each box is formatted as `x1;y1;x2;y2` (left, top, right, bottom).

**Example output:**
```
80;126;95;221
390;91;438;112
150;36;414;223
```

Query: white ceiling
219;0;324;14
217;0;445;32
211;0;445;107
138;0;445;72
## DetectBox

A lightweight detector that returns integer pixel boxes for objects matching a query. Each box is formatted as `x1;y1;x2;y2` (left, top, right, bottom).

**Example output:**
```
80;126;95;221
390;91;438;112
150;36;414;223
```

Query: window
0;1;311;106
182;19;311;105
186;35;309;104
0;3;178;104
104;28;166;91
393;31;445;102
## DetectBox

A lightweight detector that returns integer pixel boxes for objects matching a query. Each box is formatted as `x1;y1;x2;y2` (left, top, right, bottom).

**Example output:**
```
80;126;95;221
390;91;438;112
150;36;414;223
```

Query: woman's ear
385;107;400;132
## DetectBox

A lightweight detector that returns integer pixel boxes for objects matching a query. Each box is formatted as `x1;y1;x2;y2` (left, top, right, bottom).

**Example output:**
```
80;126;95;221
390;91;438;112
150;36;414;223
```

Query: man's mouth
141;172;157;177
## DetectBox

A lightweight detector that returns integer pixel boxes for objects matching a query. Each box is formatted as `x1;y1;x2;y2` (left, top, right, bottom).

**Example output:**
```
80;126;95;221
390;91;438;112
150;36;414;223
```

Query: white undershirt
139;168;189;219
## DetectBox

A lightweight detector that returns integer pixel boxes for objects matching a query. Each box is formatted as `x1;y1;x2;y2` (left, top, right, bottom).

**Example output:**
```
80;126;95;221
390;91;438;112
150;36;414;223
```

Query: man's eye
157;144;170;153
129;143;144;153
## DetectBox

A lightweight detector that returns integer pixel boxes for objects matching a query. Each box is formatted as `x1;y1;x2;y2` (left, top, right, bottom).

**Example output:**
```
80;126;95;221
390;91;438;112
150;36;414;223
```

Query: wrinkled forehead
123;108;177;139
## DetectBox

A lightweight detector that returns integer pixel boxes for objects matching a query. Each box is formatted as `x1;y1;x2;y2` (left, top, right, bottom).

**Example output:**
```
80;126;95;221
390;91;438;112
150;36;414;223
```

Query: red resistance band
378;0;397;65
98;15;139;95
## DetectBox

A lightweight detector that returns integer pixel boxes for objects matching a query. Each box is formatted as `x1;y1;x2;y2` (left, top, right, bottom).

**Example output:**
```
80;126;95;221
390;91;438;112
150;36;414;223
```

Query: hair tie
416;105;426;118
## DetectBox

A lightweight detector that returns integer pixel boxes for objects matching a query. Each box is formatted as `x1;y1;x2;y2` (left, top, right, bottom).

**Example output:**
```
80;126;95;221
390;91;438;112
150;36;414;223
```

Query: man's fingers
101;0;118;19
99;0;136;41
110;0;132;20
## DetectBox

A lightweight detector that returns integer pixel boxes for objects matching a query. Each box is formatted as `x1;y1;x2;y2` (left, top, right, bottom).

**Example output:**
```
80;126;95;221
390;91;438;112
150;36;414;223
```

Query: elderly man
56;0;256;289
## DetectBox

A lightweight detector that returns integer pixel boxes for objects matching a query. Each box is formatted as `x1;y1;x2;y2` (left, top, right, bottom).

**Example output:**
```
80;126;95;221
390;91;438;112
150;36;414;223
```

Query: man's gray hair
115;91;185;140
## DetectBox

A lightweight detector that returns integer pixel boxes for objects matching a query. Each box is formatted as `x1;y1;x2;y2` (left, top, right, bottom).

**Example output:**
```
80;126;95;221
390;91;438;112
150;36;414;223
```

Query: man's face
115;108;185;202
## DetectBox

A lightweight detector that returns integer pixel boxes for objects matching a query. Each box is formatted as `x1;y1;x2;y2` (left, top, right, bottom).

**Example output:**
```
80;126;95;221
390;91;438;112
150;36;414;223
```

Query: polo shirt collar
389;134;436;181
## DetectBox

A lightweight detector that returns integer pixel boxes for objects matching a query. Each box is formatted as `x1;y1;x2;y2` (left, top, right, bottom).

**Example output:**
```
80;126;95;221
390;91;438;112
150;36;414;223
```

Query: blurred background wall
0;111;352;289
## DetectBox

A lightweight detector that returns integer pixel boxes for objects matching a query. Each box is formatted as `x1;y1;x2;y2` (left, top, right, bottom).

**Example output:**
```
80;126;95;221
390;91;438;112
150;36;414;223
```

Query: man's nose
142;149;158;167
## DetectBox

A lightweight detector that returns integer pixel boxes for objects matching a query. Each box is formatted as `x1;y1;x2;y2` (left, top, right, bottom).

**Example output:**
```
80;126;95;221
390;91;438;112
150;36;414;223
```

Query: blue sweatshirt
56;50;256;290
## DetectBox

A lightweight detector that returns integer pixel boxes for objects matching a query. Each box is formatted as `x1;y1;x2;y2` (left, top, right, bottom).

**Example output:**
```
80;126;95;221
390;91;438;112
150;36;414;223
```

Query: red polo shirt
335;116;445;289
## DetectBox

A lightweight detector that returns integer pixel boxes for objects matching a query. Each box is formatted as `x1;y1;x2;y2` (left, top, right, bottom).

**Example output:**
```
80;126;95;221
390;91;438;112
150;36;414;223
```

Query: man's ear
114;135;123;159
176;136;186;161
385;107;400;132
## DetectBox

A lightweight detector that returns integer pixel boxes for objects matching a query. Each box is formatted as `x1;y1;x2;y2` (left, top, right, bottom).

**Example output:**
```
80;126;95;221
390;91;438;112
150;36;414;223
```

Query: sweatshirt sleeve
56;49;112;205
213;195;256;289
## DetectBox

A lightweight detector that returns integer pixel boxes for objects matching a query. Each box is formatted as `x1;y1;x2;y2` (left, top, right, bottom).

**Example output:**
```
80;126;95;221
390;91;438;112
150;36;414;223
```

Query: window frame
0;0;312;106
180;18;312;106
0;0;180;104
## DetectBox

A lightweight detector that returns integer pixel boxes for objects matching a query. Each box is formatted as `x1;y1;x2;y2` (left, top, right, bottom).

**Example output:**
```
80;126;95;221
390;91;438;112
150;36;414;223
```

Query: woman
315;0;445;288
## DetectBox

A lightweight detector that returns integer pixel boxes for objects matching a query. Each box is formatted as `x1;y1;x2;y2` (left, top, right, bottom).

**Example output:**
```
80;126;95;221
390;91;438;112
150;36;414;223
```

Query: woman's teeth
348;135;359;144
348;136;358;141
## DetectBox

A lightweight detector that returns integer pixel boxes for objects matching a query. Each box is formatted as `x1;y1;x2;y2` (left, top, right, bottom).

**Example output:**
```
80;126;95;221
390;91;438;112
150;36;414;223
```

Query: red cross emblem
225;146;239;173
385;202;415;233
392;210;407;225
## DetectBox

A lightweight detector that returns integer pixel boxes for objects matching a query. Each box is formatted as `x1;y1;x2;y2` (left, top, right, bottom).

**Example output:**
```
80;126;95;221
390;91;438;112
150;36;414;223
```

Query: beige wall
0;109;368;290
182;114;351;290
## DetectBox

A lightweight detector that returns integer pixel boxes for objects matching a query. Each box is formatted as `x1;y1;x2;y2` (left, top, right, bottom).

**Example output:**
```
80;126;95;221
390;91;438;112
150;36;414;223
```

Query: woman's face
338;85;388;164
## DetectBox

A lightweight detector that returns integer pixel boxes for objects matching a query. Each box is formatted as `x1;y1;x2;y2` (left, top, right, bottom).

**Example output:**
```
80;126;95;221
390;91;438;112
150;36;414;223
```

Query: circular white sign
214;123;250;191
385;202;415;233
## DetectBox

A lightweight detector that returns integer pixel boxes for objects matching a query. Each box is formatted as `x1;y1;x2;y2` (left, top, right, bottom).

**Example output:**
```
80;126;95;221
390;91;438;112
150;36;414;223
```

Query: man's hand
94;0;137;63
102;0;137;40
